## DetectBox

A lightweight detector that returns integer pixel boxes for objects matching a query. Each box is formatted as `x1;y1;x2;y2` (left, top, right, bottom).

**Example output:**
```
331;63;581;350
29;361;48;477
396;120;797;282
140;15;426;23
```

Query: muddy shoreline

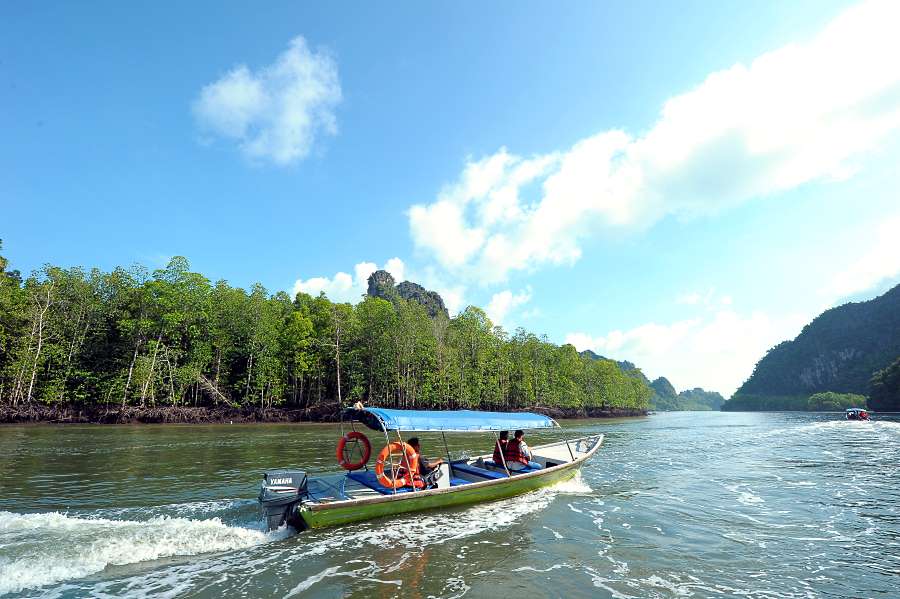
0;403;647;425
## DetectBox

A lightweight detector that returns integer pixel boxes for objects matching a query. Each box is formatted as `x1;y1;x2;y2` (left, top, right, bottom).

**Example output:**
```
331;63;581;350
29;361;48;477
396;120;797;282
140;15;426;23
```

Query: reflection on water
1;412;899;597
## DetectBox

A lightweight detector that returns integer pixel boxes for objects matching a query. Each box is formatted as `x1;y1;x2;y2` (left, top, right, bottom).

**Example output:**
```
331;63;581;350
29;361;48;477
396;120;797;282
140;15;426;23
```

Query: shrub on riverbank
806;392;866;411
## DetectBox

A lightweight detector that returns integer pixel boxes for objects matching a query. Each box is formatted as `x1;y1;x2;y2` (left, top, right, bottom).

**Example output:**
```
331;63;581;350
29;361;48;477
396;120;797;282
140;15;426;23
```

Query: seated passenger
503;430;542;471
408;437;444;487
492;430;509;465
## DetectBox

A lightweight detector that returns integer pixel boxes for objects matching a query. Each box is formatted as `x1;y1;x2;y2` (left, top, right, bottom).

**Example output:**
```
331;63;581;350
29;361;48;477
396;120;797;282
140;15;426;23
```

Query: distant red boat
845;408;869;421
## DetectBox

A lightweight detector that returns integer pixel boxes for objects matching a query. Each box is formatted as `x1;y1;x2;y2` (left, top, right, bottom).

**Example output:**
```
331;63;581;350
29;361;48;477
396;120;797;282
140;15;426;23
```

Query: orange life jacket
503;438;529;466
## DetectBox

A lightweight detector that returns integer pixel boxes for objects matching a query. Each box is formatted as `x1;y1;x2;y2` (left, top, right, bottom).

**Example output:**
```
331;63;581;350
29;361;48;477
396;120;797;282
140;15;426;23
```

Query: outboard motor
259;470;308;531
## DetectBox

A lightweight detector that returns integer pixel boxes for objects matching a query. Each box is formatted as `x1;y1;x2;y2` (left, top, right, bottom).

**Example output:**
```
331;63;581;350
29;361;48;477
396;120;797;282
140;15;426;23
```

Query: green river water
1;412;898;598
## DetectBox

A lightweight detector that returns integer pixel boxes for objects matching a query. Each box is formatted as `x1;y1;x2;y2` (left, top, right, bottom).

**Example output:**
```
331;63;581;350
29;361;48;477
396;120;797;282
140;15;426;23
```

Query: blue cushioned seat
347;470;470;493
451;462;509;480
484;460;541;473
347;470;414;494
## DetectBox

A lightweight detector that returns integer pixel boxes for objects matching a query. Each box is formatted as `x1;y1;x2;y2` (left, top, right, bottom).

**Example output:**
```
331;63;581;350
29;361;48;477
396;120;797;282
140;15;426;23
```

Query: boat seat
484;460;542;473
347;470;468;494
347;470;415;494
452;462;510;479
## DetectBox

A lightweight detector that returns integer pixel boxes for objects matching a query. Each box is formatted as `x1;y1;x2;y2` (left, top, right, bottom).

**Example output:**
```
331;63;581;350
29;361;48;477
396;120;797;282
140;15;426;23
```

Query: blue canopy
345;407;559;432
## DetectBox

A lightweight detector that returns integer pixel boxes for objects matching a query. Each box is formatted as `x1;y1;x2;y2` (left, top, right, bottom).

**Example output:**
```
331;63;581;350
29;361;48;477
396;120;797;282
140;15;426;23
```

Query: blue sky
3;0;900;395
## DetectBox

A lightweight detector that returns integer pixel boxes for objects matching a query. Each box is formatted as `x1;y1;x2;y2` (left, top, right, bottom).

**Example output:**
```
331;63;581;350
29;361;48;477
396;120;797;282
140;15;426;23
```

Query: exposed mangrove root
0;403;646;425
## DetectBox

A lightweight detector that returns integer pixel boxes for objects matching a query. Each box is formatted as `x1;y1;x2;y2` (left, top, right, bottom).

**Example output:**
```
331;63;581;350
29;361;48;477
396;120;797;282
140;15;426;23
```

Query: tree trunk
335;330;342;408
26;283;53;404
122;340;141;408
215;351;222;405
140;332;163;408
11;319;37;405
245;352;254;400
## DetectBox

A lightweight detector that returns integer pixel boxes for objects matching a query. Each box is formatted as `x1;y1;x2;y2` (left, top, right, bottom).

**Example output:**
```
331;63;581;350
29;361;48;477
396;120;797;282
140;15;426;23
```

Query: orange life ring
375;441;424;489
336;431;371;470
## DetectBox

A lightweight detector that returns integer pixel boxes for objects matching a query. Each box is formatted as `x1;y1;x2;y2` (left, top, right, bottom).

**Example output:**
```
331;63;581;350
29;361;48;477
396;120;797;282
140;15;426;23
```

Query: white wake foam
1;474;591;597
0;511;276;595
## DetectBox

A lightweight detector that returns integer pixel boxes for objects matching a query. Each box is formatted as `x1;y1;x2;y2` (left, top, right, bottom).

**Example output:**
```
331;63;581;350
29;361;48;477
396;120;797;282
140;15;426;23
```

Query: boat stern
258;470;309;531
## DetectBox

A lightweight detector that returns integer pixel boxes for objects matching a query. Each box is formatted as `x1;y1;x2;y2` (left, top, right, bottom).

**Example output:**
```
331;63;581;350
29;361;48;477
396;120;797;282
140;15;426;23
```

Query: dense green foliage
647;377;724;411
0;247;650;414
725;284;900;410
670;388;726;411
806;391;867;411
869;357;900;411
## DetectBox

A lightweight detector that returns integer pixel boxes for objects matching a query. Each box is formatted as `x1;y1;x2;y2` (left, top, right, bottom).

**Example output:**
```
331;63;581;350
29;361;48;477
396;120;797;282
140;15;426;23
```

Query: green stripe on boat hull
296;461;581;530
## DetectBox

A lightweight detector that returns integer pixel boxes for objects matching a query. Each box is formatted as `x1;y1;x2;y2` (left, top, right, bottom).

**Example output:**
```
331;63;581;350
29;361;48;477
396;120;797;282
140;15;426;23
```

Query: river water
1;412;898;598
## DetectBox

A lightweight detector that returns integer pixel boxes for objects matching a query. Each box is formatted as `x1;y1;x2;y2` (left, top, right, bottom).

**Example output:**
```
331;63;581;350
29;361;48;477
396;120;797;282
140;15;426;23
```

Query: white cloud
194;36;341;165
485;287;532;327
566;308;808;396
292;258;405;303
409;0;900;283
825;214;900;299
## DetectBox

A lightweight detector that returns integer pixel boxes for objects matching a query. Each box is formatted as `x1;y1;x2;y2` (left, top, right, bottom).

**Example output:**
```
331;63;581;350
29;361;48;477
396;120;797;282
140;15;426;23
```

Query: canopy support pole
494;431;511;478
565;438;575;462
441;431;451;465
381;425;395;495
395;429;419;493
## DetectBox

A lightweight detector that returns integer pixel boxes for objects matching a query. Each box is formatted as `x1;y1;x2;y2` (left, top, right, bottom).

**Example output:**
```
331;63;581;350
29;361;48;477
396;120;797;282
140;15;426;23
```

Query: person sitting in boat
492;430;509;464
408;437;444;487
503;430;542;471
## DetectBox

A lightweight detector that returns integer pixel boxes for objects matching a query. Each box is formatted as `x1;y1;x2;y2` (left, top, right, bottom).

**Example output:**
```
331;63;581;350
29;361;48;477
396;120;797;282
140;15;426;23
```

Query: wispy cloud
194;36;341;165
566;307;808;396
409;0;900;283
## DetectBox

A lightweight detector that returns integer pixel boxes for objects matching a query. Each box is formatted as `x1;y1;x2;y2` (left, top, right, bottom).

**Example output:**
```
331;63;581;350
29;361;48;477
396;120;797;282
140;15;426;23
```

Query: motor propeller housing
258;470;308;531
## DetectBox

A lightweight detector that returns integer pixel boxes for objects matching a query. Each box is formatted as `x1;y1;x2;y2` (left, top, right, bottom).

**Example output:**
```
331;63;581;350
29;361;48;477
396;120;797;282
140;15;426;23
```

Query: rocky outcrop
366;270;449;319
367;270;397;301
396;281;448;319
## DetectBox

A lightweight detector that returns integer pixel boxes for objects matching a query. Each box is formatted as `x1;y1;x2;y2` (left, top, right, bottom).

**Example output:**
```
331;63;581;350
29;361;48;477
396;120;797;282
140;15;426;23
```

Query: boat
845;407;870;421
258;406;604;531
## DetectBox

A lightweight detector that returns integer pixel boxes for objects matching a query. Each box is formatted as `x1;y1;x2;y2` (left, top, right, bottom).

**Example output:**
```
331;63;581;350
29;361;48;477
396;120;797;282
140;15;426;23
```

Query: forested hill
650;377;725;411
0;244;651;422
579;350;724;410
724;283;900;410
